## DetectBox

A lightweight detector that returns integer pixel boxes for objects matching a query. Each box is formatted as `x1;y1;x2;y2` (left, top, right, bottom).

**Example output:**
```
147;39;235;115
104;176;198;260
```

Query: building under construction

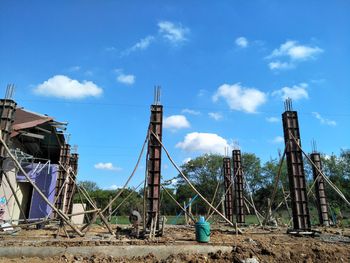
0;87;78;224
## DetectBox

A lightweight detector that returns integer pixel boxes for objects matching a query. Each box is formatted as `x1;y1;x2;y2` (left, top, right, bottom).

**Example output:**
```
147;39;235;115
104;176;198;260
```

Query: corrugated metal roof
11;108;53;137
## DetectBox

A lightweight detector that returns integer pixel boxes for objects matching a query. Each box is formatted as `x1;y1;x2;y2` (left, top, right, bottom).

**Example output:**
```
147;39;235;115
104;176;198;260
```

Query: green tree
241;153;263;195
77;180;99;192
321;152;350;210
176;154;223;214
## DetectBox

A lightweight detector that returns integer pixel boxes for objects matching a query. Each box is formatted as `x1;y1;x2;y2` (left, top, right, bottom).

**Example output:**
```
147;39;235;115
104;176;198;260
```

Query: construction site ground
0;223;349;263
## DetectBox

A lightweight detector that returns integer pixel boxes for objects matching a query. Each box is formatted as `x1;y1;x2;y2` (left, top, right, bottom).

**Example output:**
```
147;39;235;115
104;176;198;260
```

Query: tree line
75;149;350;219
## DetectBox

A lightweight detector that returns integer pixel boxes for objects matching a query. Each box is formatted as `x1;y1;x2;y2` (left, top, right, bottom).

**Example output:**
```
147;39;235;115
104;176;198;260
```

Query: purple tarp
17;163;58;219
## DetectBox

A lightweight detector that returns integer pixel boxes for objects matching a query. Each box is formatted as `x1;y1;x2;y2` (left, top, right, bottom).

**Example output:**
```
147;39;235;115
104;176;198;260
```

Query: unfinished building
0;91;78;224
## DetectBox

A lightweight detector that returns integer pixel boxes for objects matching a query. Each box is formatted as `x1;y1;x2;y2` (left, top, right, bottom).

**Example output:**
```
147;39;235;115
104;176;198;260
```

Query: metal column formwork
54;143;71;216
232;150;245;224
282;100;311;231
66;153;79;214
0;89;17;186
223;157;234;223
310;153;329;226
146;102;163;232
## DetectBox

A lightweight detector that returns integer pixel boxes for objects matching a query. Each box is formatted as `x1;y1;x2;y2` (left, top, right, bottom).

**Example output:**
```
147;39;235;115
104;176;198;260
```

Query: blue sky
1;1;349;189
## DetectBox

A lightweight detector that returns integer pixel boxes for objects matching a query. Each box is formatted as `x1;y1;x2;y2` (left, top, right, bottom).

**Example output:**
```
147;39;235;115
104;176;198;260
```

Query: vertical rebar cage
232;150;245;224
146;104;163;230
310;153;329;226
282;110;311;231
223;157;234;223
0;99;17;185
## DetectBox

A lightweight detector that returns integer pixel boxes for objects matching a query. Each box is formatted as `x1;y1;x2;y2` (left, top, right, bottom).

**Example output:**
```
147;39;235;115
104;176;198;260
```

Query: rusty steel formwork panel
0;99;17;185
232;150;245;224
54;144;71;216
282;110;311;231
65;153;79;214
146;104;163;230
310;153;329;226
223;157;234;223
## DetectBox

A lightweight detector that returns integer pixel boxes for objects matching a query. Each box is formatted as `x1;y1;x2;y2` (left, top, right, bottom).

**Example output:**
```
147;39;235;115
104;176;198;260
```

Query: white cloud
213;83;267;113
176;132;229;154
123;35;155;55
269;40;323;60
267;40;323;70
182;108;200;115
131;35;155;51
208;112;223;121
94;162;122;171
115;69;135;85
158;21;189;44
272;83;309;101
69;66;81;72
182;157;192;164
117;73;135;85
266;117;279;123
33;75;102;99
271;136;284;144
312;112;337;126
268;61;293;70
235;37;248;48
164;115;190;130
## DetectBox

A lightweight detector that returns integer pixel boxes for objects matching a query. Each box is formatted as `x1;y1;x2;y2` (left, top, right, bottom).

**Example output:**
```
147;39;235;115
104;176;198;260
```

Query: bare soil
0;224;349;262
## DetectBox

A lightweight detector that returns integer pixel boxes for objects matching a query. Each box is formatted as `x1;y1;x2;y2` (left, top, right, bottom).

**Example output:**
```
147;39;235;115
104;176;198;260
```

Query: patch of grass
100;210;350;227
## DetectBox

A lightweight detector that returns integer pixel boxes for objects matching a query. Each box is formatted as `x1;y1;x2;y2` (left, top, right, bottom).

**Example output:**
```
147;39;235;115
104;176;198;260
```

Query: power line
14;98;350;117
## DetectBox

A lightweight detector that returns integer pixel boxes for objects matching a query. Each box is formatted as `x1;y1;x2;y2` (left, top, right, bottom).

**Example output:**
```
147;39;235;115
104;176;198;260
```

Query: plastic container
195;216;210;243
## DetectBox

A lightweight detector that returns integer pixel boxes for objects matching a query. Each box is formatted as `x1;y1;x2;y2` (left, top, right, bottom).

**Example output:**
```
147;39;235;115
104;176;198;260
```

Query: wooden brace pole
150;130;238;229
161;184;196;223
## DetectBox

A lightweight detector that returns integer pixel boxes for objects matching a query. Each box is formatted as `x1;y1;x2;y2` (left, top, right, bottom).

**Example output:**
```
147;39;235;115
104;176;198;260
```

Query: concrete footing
0;245;233;260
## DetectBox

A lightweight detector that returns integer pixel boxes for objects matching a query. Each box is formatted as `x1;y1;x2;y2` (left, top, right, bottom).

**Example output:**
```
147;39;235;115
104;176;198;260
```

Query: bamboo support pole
206;180;220;217
101;132;149;214
248;192;262;226
243;196;264;219
110;180;144;217
188;197;193;219
206;166;241;221
51;172;68;212
58;163;114;235
65;180;77;215
67;208;99;217
142;148;149;232
263;148;286;225
290;133;350;207
81;211;98;232
150;130;238;229
1;171;28;223
161;184;195;223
